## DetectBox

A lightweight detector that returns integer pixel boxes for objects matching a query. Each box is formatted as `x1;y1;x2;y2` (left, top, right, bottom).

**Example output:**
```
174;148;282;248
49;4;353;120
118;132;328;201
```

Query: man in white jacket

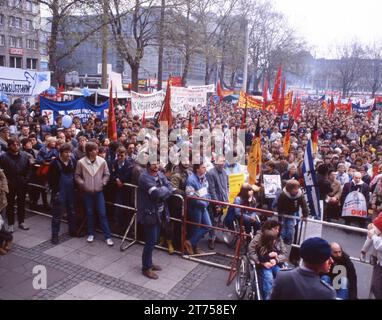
361;213;382;299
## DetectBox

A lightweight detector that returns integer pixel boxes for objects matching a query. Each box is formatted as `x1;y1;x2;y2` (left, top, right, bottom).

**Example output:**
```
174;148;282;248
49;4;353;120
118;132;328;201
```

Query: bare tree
364;43;382;97
335;41;365;97
107;0;159;92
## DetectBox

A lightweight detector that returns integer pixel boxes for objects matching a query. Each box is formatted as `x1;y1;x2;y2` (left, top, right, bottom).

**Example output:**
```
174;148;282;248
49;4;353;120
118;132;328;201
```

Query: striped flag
312;118;318;153
302;139;321;220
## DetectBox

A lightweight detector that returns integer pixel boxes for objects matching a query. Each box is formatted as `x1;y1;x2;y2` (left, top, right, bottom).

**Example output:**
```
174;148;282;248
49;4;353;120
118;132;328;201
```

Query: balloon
62;115;73;128
82;87;91;97
47;86;56;96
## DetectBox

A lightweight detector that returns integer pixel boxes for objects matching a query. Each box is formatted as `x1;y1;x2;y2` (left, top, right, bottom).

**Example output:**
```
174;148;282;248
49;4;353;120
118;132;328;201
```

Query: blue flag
302;139;321;220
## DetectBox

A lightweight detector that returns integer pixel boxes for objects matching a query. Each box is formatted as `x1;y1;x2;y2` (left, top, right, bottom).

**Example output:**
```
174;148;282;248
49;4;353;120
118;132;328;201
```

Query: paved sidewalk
0;214;235;300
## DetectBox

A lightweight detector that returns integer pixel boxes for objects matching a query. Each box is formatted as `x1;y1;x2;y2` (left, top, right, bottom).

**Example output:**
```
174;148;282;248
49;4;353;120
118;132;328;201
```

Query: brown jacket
75;156;110;193
0;169;9;211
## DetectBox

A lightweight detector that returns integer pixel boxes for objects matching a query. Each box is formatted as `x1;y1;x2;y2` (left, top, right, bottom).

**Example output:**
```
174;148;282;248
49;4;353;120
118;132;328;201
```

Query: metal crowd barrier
24;182;374;292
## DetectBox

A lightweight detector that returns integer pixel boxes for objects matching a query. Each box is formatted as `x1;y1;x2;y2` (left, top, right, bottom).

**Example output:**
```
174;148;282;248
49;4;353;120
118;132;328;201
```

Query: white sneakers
86;235;114;247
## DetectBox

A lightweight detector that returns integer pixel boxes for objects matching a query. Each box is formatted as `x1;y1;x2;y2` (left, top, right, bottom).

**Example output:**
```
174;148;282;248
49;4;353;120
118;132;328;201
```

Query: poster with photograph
263;175;282;199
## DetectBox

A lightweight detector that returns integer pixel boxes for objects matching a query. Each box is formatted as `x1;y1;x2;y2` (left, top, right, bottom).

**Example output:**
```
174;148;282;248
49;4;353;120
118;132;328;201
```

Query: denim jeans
321;275;349;300
281;214;297;245
189;208;212;248
261;264;281;300
142;223;160;271
83;192;112;240
114;187;127;229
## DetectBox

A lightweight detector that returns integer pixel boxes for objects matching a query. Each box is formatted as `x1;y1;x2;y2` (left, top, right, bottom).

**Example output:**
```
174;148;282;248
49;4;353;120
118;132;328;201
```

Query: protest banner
228;173;245;204
188;84;216;93
238;91;263;109
131;91;165;118
0;66;50;96
341;191;368;218
263;174;282;199
171;86;207;117
40;96;109;125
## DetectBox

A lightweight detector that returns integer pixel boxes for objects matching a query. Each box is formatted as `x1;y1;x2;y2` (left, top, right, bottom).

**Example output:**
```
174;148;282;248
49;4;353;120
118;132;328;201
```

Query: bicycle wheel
235;256;249;300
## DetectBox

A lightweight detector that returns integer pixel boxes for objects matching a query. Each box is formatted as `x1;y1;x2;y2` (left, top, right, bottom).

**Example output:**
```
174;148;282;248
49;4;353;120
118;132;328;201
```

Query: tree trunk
182;50;190;87
101;0;108;89
48;4;60;87
131;63;140;92
157;0;165;90
205;56;210;85
230;71;235;88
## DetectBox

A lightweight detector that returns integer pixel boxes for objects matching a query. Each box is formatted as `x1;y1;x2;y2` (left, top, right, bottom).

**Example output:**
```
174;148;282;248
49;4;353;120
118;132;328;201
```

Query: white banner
0;66;51;96
341;191;368;218
131;90;165;118
171;87;207;117
188;84;215;93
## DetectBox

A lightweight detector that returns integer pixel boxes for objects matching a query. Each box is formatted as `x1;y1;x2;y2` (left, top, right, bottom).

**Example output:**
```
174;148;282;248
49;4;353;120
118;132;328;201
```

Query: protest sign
342;191;368;218
131;91;165;118
171;87;207;117
228;173;245;204
0;66;50;96
263;174;282;199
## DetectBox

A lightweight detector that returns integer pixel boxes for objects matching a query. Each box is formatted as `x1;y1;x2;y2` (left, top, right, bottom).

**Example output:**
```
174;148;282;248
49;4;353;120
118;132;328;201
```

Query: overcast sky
273;0;382;58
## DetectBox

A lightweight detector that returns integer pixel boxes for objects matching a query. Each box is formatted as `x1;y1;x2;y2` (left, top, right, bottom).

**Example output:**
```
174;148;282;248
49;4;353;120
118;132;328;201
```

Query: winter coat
0;169;9;211
137;169;174;225
75;156;110;193
0;151;31;190
371;178;382;211
48;157;76;194
207;166;229;203
110;159;133;185
248;231;288;265
186;172;211;217
340;181;370;209
276;187;308;217
325;252;358;300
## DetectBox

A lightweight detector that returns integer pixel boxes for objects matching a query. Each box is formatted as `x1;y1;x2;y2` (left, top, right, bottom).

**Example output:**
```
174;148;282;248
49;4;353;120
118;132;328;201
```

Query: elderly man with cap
361;213;382;299
270;237;336;300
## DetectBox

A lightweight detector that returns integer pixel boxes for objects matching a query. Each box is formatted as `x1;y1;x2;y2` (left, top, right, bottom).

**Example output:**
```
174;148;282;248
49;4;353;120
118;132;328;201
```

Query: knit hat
300;237;331;265
373;213;382;234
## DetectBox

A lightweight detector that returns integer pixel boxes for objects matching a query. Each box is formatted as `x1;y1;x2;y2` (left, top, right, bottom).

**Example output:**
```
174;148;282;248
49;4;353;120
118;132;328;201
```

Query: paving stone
65;281;105;299
44;245;76;258
62;250;94;265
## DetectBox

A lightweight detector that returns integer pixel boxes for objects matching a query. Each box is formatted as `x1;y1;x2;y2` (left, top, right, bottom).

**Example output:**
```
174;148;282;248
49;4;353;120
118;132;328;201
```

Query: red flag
159;78;173;127
262;78;268;112
283;119;293;156
347;99;352;115
293;98;301;121
277;78;286;116
241;95;248;129
328;96;335;118
272;66;282;107
188;113;193;135
108;82;117;142
217;81;224;101
312;118;318;153
126;99;131;114
372;163;379;179
142;111;146;127
336;95;342;109
367;107;372;120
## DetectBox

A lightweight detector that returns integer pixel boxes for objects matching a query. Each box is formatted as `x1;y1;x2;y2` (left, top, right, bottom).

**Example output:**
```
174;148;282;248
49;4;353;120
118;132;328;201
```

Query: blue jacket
137;169;174;225
186;173;211;214
111;159;132;184
36;146;59;164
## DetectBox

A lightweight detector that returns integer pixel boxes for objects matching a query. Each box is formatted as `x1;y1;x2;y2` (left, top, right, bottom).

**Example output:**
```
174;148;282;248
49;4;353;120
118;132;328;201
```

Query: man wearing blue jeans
48;143;77;244
137;162;174;280
276;180;308;245
75;142;114;246
184;163;212;255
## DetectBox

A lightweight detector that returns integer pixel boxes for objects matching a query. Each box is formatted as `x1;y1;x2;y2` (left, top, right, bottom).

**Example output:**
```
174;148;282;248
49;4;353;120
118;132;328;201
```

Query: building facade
0;0;41;70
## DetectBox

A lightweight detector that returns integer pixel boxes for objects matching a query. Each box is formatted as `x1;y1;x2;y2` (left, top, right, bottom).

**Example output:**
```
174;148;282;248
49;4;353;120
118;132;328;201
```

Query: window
25;19;33;30
9;36;22;48
9;56;22;68
0;14;4;25
8;0;21;8
0;35;4;46
0;56;5;67
26;39;32;49
25;0;32;11
26;58;37;70
33;40;38;50
32;2;39;14
9;16;21;28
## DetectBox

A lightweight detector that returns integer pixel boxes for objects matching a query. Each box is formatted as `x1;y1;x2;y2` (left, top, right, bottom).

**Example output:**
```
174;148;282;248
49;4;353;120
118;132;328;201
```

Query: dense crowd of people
0;96;381;299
